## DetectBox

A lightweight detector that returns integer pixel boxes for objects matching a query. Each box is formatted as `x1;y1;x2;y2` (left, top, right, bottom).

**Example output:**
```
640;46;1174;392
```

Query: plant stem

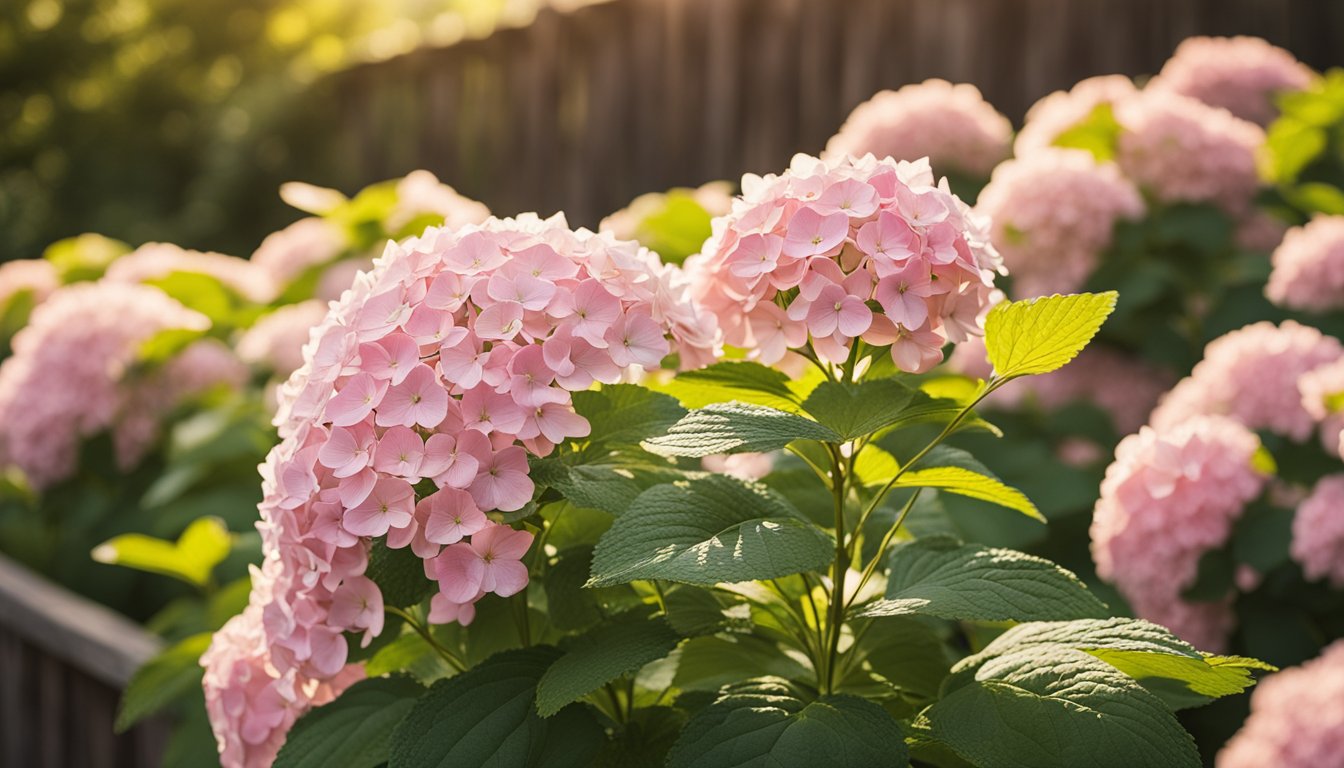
847;488;922;610
850;379;1004;543
385;605;467;672
823;444;849;694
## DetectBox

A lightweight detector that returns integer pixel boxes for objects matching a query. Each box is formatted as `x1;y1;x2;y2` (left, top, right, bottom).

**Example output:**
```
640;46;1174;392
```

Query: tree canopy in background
0;0;527;260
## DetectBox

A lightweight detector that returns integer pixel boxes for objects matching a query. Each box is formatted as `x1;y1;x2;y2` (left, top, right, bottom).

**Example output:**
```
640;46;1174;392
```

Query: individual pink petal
568;279;623;348
344;477;415;537
318;422;376;478
815;179;879;218
421;488;488;545
459;387;526;436
431;543;486;602
372;426;425;479
782;207;849;259
474;300;524;341
359;332;421;385
468;446;534;512
376;364;448;429
326;373;388;427
605;311;669;369
337;467;377;508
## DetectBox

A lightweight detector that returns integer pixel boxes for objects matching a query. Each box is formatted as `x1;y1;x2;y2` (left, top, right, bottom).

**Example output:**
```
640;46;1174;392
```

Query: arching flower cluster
238;301;332;380
1112;90;1266;213
202;214;716;767
1013;75;1138;157
1151;321;1344;441
1149;35;1314;127
824;79;1013;179
0;283;221;488
1291;474;1344;588
0;258;59;314
1090;416;1269;651
104;242;277;304
974;149;1145;299
250;218;347;293
685;153;1002;374
1266;216;1344;312
1218;640;1344;768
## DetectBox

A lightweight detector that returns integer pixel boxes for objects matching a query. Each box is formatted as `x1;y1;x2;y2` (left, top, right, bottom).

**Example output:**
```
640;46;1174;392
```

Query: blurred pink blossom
824;79;1012;178
1291;474;1344;588
1267;216;1344;312
1091;416;1268;651
1218;640;1344;767
1149;36;1313;127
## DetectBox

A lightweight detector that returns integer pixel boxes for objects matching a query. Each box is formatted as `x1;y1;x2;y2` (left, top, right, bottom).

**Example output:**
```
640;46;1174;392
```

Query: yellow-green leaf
93;516;231;587
895;467;1043;523
984;292;1117;380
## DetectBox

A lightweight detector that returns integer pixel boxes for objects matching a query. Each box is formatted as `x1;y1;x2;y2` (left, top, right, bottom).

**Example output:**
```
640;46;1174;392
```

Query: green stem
847;488;922;611
386;605;467;672
823;445;850;694
851;379;1004;543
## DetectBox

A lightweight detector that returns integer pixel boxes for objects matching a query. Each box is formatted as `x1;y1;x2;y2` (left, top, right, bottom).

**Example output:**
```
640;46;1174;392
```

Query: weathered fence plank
0;554;165;767
290;0;1344;229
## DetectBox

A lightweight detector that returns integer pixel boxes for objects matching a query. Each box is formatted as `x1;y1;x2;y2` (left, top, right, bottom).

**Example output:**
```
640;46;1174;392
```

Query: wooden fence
295;0;1344;228
0;554;166;767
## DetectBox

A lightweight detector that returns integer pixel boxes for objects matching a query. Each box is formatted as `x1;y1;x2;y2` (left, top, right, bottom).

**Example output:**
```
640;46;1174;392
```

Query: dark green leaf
388;647;604;768
589;475;833;587
275;676;425;768
927;648;1199;768
854;537;1107;622
571;384;686;455
801;379;915;440
666;678;908;768
367;539;437;608
116;633;212;732
536;611;681;716
656;360;807;412
643;402;840;457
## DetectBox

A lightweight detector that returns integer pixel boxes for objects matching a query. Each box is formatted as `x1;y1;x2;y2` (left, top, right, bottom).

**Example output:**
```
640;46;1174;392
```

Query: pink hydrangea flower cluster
974;148;1145;298
0;283;213;488
1218;640;1344;768
1091;416;1269;651
684;153;1001;374
238;301;331;379
104;242;277;304
114;339;248;468
250;218;346;291
1113;90;1265;213
1149;36;1314;127
1266;216;1344;312
387;170;491;234
1013;75;1138;157
823;79;1013;178
0;258;59;312
1291;474;1344;588
201;569;365;768
1298;358;1344;457
1151;321;1344;441
202;213;715;766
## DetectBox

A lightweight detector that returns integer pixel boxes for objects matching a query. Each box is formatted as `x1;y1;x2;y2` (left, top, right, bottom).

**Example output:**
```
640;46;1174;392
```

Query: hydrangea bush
147;153;1275;768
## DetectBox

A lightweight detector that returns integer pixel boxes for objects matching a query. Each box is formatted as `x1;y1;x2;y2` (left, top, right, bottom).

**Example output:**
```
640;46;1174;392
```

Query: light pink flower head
0;258;59;314
113;339;248;470
1091;416;1269;651
1014;75;1139;157
238;301;330;378
1149;36;1314;127
1151;321;1344;441
974;148;1144;299
824;79;1012;178
1218;640;1344;768
204;212;713;766
685;153;1001;373
1113;90;1265;213
0;283;211;488
1298;357;1344;457
1290;474;1344;588
1267;216;1344;312
388;170;491;234
250;218;345;291
103;242;277;304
